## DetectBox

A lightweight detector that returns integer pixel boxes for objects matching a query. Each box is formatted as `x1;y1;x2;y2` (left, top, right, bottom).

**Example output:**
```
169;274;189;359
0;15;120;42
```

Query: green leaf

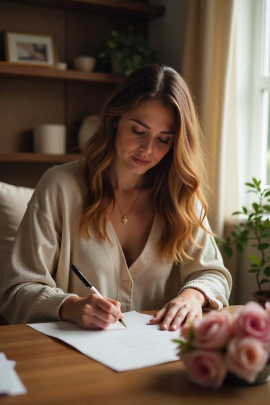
232;211;242;215
264;267;270;276
259;279;269;285
236;243;244;253
261;233;270;239
241;230;249;237
253;178;261;189
264;191;270;197
263;205;270;212
247;190;258;195
258;243;270;250
252;203;259;211
172;338;186;345
188;326;194;342
249;268;259;273
224;246;233;258
215;237;222;245
245;182;255;188
255;217;263;225
242;206;248;214
248;255;261;265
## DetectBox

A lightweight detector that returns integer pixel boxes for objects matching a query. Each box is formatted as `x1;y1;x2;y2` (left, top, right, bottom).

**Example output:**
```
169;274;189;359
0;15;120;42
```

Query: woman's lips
132;156;150;166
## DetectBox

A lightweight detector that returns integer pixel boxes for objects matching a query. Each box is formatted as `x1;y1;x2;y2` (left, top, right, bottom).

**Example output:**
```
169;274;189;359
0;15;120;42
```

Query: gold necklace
115;190;141;224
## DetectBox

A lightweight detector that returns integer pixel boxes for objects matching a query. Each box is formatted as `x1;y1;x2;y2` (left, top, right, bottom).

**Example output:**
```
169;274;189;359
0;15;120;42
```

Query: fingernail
162;323;168;330
171;324;177;330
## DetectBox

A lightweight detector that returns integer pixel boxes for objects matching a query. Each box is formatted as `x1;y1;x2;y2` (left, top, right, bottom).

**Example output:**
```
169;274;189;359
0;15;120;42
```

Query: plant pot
252;290;270;307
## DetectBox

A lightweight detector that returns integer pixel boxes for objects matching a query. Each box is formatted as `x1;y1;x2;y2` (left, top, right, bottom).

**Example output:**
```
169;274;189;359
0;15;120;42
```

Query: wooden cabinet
0;0;164;187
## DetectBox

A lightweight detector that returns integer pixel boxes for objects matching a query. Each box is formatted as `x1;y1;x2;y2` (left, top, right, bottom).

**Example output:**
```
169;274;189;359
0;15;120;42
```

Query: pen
71;264;127;328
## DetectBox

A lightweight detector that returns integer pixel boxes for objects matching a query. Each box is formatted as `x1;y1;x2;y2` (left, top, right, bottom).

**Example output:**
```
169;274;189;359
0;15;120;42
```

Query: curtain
181;0;239;236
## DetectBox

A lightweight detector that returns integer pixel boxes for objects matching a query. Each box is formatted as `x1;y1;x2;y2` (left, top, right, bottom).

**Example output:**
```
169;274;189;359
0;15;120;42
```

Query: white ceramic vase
78;115;100;149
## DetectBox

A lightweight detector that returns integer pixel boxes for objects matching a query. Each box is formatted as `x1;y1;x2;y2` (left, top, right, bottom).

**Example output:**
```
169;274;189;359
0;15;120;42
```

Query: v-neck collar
106;215;162;279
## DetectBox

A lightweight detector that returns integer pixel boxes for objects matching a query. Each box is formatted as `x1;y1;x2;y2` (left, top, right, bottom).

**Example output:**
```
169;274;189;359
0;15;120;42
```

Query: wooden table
0;307;269;405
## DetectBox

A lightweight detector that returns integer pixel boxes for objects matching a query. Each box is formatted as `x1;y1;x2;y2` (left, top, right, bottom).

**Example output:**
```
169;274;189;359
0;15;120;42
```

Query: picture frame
4;31;58;66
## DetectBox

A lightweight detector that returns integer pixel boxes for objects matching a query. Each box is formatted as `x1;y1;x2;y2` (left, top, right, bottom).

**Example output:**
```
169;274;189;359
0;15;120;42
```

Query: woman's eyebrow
131;118;150;129
130;118;174;135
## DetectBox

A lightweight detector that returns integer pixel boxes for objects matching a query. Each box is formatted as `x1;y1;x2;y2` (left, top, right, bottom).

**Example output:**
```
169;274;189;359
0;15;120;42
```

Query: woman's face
114;98;175;175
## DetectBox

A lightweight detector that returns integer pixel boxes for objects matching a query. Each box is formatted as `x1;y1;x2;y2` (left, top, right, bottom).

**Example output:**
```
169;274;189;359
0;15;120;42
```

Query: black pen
71;264;127;328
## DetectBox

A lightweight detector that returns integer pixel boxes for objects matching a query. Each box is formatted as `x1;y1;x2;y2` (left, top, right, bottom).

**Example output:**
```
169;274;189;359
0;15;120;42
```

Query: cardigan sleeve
178;217;232;310
0;161;84;325
0;202;75;324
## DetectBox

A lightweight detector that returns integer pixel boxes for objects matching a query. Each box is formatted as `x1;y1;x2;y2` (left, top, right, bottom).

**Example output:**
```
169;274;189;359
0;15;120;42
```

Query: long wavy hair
80;64;211;262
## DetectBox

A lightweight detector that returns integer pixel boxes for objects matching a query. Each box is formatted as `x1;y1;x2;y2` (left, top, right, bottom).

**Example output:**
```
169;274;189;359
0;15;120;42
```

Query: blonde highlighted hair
80;64;211;262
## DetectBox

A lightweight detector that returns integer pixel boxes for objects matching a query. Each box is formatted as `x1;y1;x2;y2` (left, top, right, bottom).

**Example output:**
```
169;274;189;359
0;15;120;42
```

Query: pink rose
234;301;270;343
265;302;270;317
265;302;270;351
182;350;227;389
226;336;269;383
191;311;233;349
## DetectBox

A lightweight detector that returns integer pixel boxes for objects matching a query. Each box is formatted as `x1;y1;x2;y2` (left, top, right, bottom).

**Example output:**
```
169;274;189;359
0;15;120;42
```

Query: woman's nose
139;137;153;153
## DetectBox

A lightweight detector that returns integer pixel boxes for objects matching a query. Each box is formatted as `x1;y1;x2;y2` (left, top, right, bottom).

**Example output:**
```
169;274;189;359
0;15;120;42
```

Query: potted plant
217;178;270;304
99;26;156;77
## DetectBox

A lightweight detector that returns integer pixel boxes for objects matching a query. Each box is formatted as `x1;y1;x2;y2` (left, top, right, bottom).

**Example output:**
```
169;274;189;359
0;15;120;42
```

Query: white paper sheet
0;353;27;396
28;311;180;372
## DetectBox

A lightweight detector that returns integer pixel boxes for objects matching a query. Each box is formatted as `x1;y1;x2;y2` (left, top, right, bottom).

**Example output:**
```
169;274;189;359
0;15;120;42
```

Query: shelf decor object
34;124;66;154
73;56;96;72
4;31;58;66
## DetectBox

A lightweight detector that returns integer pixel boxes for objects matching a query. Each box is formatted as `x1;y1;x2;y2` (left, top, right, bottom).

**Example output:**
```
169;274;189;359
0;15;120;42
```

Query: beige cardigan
0;160;232;324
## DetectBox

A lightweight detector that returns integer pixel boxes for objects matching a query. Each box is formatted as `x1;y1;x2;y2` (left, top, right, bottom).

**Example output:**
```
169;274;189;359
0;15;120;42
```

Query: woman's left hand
149;288;208;331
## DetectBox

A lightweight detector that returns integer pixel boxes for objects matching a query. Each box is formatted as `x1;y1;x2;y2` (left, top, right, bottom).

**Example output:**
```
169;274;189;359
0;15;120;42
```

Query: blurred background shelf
0;152;82;163
0;62;122;84
0;0;165;187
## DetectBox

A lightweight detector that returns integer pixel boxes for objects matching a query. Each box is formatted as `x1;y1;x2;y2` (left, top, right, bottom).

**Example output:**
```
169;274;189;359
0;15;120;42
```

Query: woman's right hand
59;294;123;329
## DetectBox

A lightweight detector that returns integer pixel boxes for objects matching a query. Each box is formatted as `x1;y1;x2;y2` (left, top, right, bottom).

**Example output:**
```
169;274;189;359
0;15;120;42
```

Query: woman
0;64;231;330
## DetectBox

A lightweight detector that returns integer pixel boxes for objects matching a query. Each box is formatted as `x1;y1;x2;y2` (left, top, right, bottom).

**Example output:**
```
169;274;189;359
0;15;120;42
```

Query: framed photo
4;32;58;66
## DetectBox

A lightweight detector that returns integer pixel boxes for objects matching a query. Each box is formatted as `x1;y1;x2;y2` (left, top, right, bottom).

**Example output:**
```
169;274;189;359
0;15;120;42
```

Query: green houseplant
99;26;156;77
217;178;270;302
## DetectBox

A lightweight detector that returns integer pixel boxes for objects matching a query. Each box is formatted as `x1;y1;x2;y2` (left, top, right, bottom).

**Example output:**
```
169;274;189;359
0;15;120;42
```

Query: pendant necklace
115;190;142;224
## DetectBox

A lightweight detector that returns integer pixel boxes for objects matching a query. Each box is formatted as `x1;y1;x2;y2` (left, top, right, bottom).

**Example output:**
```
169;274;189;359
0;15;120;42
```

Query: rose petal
192;311;233;349
182;350;227;389
234;301;270;343
226;336;269;383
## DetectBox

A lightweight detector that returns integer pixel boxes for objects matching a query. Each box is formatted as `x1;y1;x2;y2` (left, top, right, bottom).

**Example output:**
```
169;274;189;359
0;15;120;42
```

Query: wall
149;0;188;72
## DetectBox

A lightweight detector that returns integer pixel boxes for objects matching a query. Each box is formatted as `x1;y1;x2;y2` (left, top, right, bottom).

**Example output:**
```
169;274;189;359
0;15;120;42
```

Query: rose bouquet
173;301;270;389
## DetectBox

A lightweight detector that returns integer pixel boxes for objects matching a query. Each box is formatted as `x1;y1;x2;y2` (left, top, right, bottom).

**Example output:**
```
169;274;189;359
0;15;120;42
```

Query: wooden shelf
0;0;164;186
0;62;122;84
0;152;82;163
4;0;165;20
